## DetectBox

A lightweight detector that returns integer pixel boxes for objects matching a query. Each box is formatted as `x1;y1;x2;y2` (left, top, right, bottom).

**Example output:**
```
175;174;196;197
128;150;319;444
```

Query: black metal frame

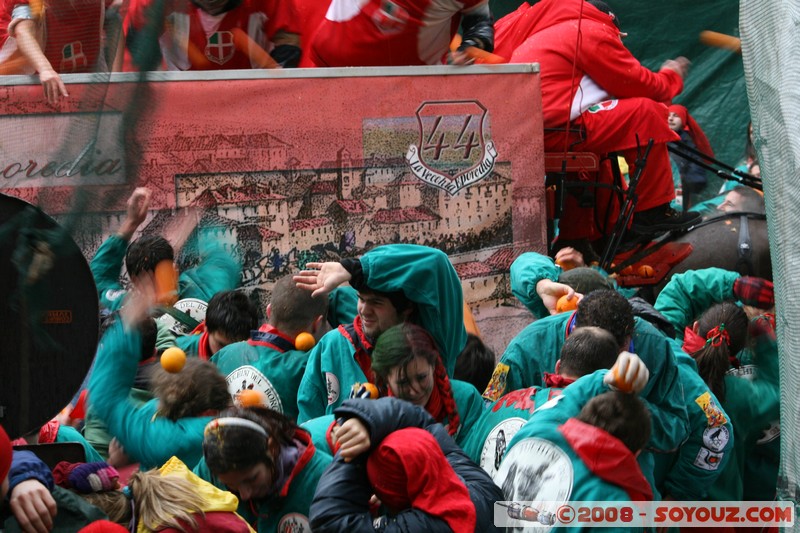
667;140;762;190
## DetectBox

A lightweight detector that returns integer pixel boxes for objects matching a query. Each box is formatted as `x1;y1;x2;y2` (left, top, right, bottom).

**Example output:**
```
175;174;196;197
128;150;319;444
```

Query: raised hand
293;262;352;298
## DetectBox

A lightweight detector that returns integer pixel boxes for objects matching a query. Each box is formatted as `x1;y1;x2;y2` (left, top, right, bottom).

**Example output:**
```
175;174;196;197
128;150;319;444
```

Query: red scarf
188;322;212;361
683;325;739;368
385;360;448;427
560;419;653;501
339;316;375;382
682;325;707;354
366;428;476;532
669;104;714;158
543;373;575;388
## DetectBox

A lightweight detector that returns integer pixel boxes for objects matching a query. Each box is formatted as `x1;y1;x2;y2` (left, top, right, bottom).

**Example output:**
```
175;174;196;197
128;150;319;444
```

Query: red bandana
366;428;476;532
543;372;576;388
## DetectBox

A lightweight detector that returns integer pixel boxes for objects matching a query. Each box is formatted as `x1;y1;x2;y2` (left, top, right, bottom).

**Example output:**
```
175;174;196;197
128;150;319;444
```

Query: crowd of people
0;182;778;532
0;0;776;531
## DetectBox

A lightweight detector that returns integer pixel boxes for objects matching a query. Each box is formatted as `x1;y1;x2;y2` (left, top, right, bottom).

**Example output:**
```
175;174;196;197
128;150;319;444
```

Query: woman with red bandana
667;104;714;208
681;301;779;501
310;397;502;532
370;322;485;448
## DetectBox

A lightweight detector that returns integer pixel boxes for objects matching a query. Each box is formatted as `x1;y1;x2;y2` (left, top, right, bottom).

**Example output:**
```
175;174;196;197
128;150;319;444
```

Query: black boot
631;203;701;233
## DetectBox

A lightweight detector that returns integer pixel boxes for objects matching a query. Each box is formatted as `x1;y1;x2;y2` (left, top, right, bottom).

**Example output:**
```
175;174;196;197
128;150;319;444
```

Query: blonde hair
128;470;205;532
80;491;132;525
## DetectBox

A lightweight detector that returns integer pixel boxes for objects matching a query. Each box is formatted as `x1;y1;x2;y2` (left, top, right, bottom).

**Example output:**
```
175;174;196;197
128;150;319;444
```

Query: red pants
545;97;679;241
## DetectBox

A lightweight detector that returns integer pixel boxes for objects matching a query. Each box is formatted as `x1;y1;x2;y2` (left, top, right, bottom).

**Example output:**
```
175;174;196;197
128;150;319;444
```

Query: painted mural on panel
0;68;545;352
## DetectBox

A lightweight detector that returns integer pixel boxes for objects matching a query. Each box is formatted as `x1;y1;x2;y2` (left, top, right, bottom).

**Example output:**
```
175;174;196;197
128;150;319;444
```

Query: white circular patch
493;437;573;530
156;298;208;335
702;425;730;452
278;512;311;533
226;365;283;413
325;372;340;406
479;417;526;478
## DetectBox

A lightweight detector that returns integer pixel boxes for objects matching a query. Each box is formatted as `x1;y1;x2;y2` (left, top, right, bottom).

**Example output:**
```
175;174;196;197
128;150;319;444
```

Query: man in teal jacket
177;290;259;360
212;275;329;421
496;360;654;531
485;289;688;456
87;285;231;470
90;187;240;312
461;326;619;477
294;244;466;422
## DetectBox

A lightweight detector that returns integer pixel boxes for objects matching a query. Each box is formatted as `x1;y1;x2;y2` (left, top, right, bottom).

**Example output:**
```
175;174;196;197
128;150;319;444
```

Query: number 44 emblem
406;100;498;195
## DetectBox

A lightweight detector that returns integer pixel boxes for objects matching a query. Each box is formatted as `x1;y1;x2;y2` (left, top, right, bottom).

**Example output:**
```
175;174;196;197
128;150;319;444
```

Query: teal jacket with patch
297;244;466;422
486;312;689;454
501;372;652;531
460;385;563;477
90;233;241;311
87;320;213;470
211;325;310;421
194;429;332;532
652;353;734;500
654;268;780;500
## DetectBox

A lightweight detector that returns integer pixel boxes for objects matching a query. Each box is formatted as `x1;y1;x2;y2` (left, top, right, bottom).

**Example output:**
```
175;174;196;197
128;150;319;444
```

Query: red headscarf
366;428;476;533
0;425;12;483
669;105;715;159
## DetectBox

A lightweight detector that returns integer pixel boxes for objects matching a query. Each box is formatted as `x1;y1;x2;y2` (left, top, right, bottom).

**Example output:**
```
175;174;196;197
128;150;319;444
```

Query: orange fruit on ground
612;365;635;393
160;347;186;373
637;265;655;278
556;294;578;313
237;389;268;408
295;332;316;351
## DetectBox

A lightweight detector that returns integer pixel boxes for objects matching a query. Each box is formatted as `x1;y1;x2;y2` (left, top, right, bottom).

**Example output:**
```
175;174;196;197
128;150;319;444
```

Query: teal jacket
176;332;203;357
510;252;620;318
194;429;332;532
654;267;740;341
500;372;652;531
486;312;689;454
445;379;486;448
90;233;241;311
652;353;734;500
297;244;466;422
460;385;563;478
711;339;779;501
87;320;213;470
359;244;466;374
654;267;780;501
301;415;337;455
327;286;358;328
55;426;104;464
211;325;310;421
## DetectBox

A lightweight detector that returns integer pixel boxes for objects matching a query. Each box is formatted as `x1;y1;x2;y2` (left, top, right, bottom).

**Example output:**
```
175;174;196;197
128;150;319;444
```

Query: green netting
740;0;800;511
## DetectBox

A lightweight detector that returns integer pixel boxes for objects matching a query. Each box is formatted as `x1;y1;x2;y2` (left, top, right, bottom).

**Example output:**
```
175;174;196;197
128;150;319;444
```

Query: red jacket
498;0;682;129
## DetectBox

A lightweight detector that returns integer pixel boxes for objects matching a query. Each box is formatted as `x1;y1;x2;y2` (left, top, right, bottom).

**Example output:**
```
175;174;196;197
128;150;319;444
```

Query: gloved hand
349;382;379;400
733;276;774;309
604;351;649;393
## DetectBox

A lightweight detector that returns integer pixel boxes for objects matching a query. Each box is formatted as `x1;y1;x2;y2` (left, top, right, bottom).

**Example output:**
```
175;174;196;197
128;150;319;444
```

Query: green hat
558;267;615;295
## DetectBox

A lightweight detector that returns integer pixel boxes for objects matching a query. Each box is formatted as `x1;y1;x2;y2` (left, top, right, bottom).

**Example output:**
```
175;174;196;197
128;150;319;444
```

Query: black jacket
309;397;502;532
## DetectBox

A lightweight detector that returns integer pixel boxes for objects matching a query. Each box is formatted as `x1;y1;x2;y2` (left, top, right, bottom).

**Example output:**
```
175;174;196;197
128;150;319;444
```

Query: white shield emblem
406;100;498;195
